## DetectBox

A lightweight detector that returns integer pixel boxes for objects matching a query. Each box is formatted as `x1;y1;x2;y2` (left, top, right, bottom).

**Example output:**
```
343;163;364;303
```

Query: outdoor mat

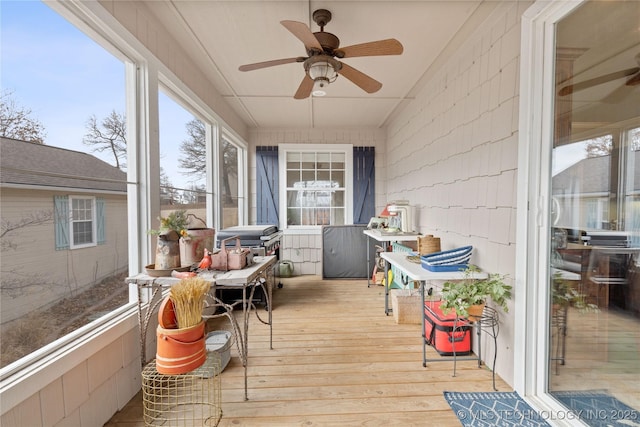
552;390;639;427
444;391;552;427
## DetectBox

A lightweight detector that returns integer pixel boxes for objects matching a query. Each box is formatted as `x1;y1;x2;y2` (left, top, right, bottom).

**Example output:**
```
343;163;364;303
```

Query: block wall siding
0;189;129;325
248;128;386;276
385;2;530;387
97;0;248;141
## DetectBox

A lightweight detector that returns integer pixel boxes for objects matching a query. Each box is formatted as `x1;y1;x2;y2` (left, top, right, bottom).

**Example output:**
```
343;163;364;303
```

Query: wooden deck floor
105;276;510;426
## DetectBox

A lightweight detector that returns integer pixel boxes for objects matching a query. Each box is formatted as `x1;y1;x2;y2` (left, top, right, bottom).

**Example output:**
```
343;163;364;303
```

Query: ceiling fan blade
338;62;382;94
558;67;639;96
281;20;322;52
337;38;404;58
294;75;314;99
626;71;640;86
239;57;302;72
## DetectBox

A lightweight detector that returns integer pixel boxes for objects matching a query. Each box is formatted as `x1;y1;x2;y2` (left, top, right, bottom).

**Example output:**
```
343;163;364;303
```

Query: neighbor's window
280;145;352;228
70;196;96;247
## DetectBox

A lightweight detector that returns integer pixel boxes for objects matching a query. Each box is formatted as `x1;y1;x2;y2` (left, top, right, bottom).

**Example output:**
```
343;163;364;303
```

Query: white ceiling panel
144;1;486;129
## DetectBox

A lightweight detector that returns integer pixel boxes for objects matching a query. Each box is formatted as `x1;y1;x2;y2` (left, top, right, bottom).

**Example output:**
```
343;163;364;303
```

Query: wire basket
142;352;222;426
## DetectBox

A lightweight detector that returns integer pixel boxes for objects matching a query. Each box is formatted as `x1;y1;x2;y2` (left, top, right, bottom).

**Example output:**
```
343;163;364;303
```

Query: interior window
282;147;350;227
548;0;639;414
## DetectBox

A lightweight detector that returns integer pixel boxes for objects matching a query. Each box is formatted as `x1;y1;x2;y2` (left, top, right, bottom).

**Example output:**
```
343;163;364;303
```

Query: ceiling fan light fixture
307;58;339;82
312;78;329;97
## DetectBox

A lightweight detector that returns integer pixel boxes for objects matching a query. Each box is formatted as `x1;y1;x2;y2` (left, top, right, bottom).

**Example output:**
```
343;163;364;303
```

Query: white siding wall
248;128;386;276
385;2;530;386
0;189;128;324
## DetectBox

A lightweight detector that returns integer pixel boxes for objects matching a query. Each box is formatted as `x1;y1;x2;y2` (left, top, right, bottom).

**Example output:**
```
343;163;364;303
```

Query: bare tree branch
0;90;47;144
83;110;127;170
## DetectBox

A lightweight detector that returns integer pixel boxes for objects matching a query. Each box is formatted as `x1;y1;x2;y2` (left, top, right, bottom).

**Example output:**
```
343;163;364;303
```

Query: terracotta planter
467;303;486;322
156;320;206;374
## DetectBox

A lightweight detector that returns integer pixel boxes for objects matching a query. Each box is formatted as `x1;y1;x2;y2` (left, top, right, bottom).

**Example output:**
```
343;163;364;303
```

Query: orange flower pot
156;320;206;375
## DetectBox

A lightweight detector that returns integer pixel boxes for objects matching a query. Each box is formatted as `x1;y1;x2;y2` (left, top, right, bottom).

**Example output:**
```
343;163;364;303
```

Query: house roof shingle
0;137;127;192
553;151;640;195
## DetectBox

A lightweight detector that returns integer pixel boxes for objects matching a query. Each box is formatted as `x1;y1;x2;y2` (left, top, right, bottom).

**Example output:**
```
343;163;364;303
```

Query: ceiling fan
558;52;640;96
238;9;403;99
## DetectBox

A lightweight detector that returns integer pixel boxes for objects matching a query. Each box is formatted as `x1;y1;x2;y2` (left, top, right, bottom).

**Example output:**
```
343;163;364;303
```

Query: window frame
68;195;97;249
278;143;353;232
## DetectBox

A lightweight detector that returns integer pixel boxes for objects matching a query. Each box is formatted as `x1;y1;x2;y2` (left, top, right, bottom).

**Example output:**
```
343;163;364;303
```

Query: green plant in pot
551;272;598;314
439;265;512;321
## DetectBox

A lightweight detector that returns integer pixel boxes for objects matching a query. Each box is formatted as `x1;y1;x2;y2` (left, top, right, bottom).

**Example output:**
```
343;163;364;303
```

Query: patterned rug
552;390;639;427
444;391;552;426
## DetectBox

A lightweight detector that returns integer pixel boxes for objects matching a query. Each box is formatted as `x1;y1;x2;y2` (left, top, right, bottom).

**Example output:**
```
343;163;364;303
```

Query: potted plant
439;265;512;321
148;210;191;270
551;272;598;314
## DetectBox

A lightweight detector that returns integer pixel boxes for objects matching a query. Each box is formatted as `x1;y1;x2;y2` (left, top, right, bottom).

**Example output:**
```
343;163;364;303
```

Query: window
70;196;96;247
280;144;352;228
158;90;209;231
221;135;240;228
1;1;129;368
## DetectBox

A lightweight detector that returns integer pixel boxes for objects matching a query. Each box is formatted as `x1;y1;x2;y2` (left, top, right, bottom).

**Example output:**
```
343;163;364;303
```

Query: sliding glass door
547;0;640;417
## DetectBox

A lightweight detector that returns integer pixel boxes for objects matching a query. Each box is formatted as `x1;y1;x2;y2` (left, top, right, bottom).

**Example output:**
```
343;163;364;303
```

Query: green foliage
148;210;190;237
439;265;512;318
551;272;598;313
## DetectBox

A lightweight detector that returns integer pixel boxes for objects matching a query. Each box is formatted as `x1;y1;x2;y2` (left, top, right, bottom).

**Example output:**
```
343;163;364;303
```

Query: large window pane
548;0;639;414
1;1;129;367
158;91;209;241
221;136;239;228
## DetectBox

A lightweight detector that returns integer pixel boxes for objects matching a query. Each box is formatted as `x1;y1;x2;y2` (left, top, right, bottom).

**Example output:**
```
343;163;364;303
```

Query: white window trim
516;1;591;425
69;194;97;249
278;143;353;233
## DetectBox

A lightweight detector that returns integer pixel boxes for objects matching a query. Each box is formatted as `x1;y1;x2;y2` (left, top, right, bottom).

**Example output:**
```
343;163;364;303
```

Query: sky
1;0;195;189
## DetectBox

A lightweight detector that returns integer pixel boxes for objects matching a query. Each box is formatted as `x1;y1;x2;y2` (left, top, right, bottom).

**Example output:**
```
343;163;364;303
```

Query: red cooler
424;301;472;356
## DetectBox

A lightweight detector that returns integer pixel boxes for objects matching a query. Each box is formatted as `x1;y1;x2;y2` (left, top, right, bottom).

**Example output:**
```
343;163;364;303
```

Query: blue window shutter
353;147;375;224
54;195;70;250
256;146;279;225
96;198;106;245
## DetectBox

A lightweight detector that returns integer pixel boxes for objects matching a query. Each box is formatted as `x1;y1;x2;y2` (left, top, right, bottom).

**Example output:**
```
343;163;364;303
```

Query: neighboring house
553;151;640;234
0;137;128;324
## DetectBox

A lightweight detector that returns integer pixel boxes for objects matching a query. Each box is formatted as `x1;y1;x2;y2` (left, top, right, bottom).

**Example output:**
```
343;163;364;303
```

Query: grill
215;225;282;257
